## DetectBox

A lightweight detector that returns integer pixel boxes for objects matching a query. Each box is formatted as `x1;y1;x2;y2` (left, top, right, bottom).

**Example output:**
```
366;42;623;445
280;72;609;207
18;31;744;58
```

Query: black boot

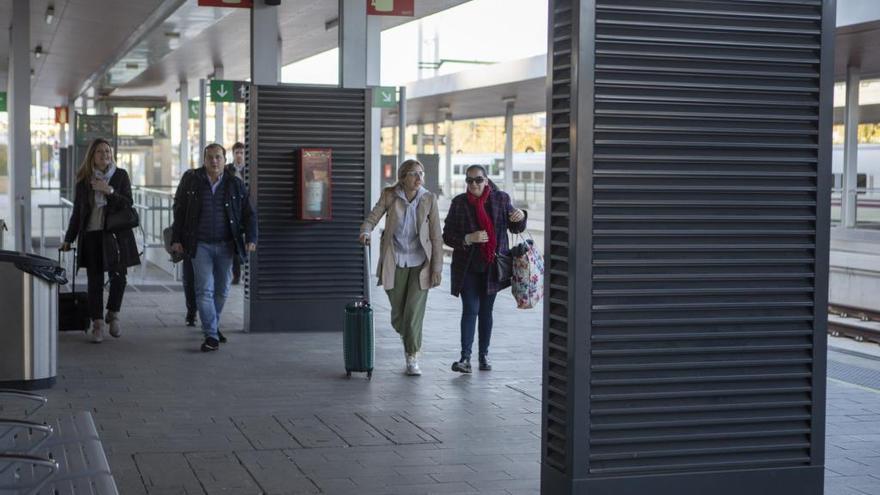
451;357;472;374
479;355;492;371
185;309;197;327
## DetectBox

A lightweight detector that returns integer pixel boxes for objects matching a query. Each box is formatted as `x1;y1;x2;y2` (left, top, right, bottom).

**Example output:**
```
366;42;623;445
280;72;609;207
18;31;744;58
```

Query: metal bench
0;390;118;495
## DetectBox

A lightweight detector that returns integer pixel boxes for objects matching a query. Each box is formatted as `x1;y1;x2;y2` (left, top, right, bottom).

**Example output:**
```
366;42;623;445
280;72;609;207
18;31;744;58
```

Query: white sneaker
91;321;104;343
106;311;121;338
405;354;422;376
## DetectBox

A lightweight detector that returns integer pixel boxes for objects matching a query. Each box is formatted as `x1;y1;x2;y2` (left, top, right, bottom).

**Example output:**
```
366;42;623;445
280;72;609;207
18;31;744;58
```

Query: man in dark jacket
227;141;247;284
171;143;257;352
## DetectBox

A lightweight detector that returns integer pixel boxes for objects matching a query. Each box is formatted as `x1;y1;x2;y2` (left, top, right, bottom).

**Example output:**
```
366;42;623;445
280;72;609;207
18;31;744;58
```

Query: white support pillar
842;66;860;228
444;111;453;197
198;78;207;156
8;0;32;252
416;124;424;154
179;81;190;174
398;86;407;162
503;98;516;202
339;0;381;271
251;2;280;85
214;67;224;146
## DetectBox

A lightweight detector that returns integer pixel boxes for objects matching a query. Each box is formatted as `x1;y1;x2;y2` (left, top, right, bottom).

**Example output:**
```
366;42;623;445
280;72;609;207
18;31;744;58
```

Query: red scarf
467;185;496;264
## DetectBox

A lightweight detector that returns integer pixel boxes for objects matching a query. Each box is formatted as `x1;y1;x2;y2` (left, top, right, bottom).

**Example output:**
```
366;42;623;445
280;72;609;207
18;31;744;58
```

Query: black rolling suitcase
343;245;374;379
58;248;90;332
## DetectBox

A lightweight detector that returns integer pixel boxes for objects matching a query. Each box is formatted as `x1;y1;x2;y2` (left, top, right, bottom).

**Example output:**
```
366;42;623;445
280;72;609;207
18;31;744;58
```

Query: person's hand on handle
359;232;371;246
246;242;257;252
431;271;442;288
171;242;184;254
509;208;525;223
60;242;71;252
464;230;489;245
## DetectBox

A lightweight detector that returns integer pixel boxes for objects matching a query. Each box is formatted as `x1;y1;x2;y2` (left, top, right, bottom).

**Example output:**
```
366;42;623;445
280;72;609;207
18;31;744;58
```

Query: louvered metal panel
543;1;832;493
245;85;370;332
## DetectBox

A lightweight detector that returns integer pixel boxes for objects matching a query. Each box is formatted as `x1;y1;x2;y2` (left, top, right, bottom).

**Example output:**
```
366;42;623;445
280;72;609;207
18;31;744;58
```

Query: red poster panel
367;0;414;16
198;0;253;8
54;106;69;125
299;148;333;221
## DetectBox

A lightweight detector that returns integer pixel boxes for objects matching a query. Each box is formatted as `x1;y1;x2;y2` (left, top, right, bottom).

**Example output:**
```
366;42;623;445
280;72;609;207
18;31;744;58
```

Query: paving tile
318;413;393;447
277;415;347;449
134;452;204;494
232;416;303;450
185;451;262;494
235;450;320;494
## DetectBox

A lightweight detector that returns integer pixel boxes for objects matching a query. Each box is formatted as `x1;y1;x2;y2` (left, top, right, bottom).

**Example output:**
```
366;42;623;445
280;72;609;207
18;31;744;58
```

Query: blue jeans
192;241;234;340
460;270;497;360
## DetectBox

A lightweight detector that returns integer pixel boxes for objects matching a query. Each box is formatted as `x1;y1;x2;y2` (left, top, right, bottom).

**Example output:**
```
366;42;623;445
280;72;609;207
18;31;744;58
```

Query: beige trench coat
360;187;443;291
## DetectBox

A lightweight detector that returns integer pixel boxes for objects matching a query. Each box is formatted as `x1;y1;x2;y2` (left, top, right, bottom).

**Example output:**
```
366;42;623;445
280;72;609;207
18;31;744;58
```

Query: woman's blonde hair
75;138;113;183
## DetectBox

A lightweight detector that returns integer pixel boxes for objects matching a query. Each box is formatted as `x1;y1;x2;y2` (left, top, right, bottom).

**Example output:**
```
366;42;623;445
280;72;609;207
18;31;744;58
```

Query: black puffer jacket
64;168;141;271
171;167;257;262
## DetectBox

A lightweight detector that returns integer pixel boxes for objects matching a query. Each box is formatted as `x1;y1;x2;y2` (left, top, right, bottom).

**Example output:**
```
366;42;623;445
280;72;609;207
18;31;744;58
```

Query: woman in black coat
61;138;140;343
442;165;527;373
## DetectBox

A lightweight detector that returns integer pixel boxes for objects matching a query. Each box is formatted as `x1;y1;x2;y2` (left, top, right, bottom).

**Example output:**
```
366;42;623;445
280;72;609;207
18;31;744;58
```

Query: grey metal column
198;78;207;157
503;98;515;200
214;67;224;145
398;86;407;162
251;1;280;85
542;1;833;493
8;0;31;252
179;80;190;174
842;65;860;228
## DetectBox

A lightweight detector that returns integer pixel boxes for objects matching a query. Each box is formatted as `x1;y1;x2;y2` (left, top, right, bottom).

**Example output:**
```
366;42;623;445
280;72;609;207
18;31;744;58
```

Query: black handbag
105;206;139;232
494;251;512;283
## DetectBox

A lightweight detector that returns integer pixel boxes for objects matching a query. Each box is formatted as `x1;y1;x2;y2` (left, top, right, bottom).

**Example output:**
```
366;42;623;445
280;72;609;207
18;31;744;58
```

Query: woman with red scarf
443;165;526;373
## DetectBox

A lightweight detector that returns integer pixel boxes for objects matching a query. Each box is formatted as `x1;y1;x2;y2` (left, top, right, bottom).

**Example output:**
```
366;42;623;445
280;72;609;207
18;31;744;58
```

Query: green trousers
385;266;428;355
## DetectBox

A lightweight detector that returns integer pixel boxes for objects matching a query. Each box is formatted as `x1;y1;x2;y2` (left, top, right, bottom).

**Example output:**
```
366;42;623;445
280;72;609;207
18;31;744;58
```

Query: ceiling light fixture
45;5;54;25
325;17;339;30
34;46;43;59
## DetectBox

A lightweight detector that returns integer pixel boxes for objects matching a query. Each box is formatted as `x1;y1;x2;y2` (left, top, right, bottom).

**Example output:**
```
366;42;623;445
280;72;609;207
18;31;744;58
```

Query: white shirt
393;186;428;268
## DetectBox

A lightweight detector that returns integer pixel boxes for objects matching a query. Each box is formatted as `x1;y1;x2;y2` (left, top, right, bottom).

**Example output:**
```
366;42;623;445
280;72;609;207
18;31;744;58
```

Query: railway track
828;304;880;345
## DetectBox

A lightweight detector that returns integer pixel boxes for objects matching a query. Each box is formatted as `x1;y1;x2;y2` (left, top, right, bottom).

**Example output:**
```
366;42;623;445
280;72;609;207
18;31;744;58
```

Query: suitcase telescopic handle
363;243;371;305
57;247;79;293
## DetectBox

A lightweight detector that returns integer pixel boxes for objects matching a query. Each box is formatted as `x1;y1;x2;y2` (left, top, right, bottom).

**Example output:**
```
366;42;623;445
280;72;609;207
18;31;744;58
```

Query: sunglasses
404;170;425;178
465;176;485;184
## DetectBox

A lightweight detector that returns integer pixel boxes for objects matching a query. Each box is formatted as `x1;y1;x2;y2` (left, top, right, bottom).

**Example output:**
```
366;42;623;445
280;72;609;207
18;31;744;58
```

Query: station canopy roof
0;0;468;108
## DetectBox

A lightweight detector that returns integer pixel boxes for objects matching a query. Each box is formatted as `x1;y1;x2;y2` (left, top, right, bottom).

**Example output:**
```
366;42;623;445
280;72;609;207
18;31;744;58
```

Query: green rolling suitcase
344;245;374;378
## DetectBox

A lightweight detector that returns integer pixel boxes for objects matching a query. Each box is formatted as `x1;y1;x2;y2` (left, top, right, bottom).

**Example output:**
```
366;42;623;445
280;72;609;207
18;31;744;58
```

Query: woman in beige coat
359;159;443;376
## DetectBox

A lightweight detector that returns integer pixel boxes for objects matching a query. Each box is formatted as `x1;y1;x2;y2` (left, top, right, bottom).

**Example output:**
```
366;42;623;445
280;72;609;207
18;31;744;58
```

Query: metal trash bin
0;250;67;389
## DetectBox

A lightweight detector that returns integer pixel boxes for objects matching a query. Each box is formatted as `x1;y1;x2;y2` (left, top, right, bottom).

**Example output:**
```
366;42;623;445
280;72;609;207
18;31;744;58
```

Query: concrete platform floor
13;266;880;494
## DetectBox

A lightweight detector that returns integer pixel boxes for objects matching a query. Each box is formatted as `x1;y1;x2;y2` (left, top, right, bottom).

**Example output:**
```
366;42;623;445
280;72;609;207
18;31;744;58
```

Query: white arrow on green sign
211;80;248;102
373;86;397;108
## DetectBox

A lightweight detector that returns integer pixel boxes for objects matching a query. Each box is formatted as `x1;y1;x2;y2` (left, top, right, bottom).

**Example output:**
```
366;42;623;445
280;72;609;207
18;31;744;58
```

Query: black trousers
82;230;127;320
182;256;196;312
232;254;241;282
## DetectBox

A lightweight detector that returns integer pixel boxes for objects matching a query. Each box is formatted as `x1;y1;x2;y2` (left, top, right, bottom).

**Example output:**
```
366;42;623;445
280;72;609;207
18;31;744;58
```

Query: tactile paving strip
828;360;880;391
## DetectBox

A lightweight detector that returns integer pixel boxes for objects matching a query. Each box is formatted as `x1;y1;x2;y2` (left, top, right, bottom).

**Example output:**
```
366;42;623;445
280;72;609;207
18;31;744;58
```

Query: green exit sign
188;99;199;119
210;80;248;102
0;92;6;112
373;86;397;108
